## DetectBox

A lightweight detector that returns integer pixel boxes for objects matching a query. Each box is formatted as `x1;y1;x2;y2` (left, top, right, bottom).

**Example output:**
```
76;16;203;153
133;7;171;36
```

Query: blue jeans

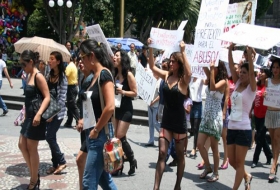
165;139;177;163
148;106;160;144
0;80;8;111
83;128;117;190
46;116;66;168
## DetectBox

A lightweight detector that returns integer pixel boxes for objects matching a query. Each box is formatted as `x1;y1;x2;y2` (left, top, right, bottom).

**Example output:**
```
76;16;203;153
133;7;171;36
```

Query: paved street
0;78;279;189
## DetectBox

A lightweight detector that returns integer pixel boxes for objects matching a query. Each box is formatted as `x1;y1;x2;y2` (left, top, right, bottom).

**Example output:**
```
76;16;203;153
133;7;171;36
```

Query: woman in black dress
147;39;191;190
18;50;50;190
113;50;137;175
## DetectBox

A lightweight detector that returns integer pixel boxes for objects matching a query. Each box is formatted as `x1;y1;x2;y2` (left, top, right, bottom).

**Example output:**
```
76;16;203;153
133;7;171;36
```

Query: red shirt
254;84;267;118
228;79;235;108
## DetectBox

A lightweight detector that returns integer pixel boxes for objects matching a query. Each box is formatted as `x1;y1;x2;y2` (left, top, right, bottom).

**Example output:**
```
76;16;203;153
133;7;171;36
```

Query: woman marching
18;50;50;190
79;39;117;190
227;44;256;190
265;57;280;183
112;50;138;175
197;61;228;182
147;38;191;190
45;51;68;175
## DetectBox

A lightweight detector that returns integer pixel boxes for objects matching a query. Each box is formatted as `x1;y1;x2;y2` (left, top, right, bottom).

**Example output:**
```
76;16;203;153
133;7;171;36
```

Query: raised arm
222;80;229;120
246;46;256;92
180;41;191;85
147;38;168;80
209;61;226;92
228;43;239;83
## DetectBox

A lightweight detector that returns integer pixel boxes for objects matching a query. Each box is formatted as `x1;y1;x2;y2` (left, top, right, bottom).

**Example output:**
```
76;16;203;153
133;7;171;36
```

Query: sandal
54;164;67;174
46;167;56;174
207;172;219;182
200;166;213;179
244;174;253;190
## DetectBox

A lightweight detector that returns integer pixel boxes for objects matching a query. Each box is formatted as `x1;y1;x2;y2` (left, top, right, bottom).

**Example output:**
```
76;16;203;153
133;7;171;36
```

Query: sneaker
2;110;8;116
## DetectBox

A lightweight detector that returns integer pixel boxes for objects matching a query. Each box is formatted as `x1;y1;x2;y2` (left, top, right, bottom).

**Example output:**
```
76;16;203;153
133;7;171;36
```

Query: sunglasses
80;53;90;60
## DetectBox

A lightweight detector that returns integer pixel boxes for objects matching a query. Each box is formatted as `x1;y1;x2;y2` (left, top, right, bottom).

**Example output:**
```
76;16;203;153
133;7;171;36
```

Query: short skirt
20;118;46;141
265;110;280;129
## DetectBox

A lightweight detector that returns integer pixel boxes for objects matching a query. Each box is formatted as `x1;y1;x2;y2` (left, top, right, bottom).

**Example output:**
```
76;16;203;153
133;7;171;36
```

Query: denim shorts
190;101;202;119
227;129;252;148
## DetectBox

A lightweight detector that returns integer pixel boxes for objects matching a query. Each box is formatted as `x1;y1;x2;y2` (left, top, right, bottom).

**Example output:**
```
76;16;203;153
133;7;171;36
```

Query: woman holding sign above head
147;38;191;190
264;57;280;183
112;50;138;176
197;60;228;182
227;43;256;190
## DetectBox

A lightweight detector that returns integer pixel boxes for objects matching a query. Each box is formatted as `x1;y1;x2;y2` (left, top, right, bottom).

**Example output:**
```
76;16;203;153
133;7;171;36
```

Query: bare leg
76;150;87;190
18;135;31;172
198;136;210;165
270;128;280;174
26;139;39;184
209;136;219;174
221;128;228;165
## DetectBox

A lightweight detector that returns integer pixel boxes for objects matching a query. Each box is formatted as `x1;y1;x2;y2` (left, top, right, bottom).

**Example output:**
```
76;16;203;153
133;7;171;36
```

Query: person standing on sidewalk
18;50;50;190
0;51;13;116
64;55;80;128
127;43;138;76
45;51;68;175
113;50;138;175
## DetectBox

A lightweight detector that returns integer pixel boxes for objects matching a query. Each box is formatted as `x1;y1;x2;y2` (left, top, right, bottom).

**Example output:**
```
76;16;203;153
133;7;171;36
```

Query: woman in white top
228;44;256;190
265;57;280;183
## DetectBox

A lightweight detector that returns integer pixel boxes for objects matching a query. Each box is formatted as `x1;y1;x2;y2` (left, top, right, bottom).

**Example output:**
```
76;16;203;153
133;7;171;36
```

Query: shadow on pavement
10;184;29;190
5;162;53;177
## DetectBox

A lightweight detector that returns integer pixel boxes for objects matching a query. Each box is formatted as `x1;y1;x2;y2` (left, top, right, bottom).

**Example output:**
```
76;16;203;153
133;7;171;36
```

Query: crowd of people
1;34;278;190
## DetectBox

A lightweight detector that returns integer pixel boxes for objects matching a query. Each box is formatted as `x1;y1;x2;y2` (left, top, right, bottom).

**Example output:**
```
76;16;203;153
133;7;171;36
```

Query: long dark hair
79;39;114;73
270;58;280;78
20;50;37;67
169;52;184;78
49;51;65;85
208;61;228;88
242;2;252;17
114;50;131;79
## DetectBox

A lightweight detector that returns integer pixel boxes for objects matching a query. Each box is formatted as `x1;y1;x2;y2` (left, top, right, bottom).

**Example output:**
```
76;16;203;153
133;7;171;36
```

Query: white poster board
191;0;229;67
264;88;280;108
86;24;113;56
178;20;188;30
135;63;157;105
222;0;257;47
149;28;184;52
82;91;96;130
218;23;280;50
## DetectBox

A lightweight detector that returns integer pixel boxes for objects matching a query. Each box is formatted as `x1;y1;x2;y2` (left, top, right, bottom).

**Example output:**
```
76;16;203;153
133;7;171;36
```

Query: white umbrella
14;36;71;62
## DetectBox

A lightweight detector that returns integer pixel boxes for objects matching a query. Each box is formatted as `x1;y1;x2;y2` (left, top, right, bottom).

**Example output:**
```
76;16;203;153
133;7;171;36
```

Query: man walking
0;52;13;116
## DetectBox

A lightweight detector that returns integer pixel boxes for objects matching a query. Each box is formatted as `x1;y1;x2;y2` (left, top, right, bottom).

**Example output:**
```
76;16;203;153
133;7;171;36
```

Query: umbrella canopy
107;38;143;50
14;36;71;62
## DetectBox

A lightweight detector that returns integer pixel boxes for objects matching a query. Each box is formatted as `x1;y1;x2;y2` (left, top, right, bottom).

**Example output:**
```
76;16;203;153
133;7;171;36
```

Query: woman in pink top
228;44;256;190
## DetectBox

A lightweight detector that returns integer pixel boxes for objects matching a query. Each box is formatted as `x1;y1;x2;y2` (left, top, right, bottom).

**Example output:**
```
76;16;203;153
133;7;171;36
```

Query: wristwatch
93;128;99;133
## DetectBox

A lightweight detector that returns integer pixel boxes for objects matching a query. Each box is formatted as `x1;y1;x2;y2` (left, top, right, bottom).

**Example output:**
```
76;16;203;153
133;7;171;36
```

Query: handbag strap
98;69;115;138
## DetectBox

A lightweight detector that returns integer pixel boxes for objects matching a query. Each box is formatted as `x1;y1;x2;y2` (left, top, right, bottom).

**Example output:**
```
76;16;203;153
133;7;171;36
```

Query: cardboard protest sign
150;28;184;52
82;91;96;130
178;20;188;30
222;0;257;47
191;0;229;67
86;24;113;56
219;48;244;64
191;65;207;79
218;23;280;50
264;88;280;109
135;63;157;105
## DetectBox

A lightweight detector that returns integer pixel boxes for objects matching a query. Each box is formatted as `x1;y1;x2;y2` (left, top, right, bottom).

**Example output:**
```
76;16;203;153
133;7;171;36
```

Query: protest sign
264;88;280;109
159;44;193;64
135;63;157;105
254;55;269;68
219;48;244;64
82;91;96;130
191;0;229;67
192;65;207;79
150;28;184;52
178;20;188;30
222;0;257;47
86;24;113;56
218;23;280;50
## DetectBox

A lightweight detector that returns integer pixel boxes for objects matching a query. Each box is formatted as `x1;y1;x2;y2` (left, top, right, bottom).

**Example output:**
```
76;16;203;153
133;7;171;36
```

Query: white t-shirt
0;59;6;80
127;51;138;69
228;79;256;130
151;78;162;108
189;77;204;102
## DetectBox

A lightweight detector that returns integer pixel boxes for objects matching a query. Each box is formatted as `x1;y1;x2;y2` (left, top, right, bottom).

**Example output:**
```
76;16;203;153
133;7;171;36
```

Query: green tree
125;0;200;43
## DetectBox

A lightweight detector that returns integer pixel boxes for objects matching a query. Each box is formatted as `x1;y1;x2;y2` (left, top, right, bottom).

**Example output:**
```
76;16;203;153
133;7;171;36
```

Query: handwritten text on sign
135;63;157;105
263;88;280;109
218;23;280;50
150;28;184;52
86;24;113;56
191;0;229;66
